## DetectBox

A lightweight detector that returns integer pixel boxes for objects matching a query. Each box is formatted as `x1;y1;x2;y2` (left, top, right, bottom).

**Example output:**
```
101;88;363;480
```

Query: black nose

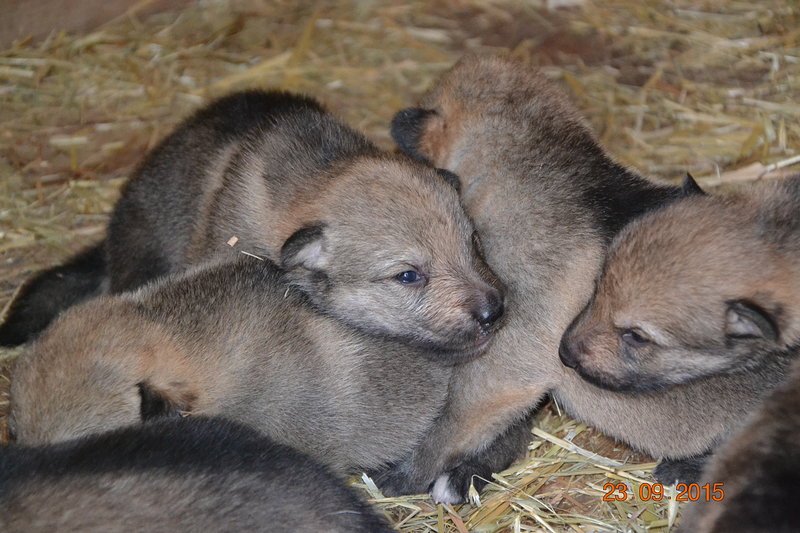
559;334;579;369
475;290;504;331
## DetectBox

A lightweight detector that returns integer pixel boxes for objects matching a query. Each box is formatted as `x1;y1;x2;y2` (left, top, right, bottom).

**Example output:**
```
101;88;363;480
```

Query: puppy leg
375;374;545;501
431;409;536;504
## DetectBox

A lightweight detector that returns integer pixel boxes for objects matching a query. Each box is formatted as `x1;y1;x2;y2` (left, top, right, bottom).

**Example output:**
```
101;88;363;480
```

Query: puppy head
9;299;197;445
280;155;505;363
559;193;797;392
391;53;591;185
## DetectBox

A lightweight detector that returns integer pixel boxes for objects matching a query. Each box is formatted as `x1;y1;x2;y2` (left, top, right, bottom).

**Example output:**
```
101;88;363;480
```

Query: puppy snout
474;289;504;332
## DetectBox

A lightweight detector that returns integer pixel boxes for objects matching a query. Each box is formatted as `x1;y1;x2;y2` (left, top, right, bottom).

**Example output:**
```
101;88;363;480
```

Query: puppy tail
0;242;108;346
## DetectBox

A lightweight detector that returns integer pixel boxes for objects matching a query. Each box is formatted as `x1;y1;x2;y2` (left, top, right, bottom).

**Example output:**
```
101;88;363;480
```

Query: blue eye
396;270;421;284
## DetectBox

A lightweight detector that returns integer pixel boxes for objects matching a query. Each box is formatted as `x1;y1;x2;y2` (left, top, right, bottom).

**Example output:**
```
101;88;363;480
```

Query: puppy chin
573;366;664;395
423;332;497;364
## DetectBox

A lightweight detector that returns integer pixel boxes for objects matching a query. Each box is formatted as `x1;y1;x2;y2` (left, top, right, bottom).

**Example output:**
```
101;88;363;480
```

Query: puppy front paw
654;454;710;484
370;462;435;497
431;473;469;504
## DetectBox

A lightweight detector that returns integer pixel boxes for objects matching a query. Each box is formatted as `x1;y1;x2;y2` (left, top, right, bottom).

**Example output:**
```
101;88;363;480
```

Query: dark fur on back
106;89;375;293
0;92;329;346
0;416;393;533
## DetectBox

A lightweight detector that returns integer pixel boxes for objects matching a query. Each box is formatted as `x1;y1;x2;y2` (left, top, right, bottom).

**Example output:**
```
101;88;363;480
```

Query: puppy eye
621;329;651;348
395;270;423;284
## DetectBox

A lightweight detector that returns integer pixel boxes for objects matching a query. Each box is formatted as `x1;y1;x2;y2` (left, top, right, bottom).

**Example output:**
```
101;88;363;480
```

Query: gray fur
9;257;451;475
108;90;504;360
1;90;504;360
1;416;393;533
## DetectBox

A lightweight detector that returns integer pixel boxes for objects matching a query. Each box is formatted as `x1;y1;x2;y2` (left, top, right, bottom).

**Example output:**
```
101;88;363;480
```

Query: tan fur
0;91;505;350
564;177;800;531
563;177;800;390
9;258;452;475
382;53;787;499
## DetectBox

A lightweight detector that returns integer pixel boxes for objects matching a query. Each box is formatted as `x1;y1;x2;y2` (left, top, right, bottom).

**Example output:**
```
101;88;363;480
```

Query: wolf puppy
383;53;781;502
560;177;800;523
9;258;452;475
559;176;800;391
0;91;503;361
677;354;800;533
1;416;393;533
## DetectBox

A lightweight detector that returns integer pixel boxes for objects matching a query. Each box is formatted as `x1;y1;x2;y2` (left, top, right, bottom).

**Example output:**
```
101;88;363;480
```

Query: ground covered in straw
1;1;798;531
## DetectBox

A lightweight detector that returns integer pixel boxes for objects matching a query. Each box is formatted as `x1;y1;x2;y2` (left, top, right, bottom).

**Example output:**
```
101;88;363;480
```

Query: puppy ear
681;173;706;197
436;168;462;193
724;300;779;342
280;223;329;271
391;108;436;163
137;382;195;421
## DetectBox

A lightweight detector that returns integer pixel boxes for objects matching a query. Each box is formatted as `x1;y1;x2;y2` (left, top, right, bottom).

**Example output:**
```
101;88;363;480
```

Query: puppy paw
370;463;434;497
430;473;468;504
654;454;710;484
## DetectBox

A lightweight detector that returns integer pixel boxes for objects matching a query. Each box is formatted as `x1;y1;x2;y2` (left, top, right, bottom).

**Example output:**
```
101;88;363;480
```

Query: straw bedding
1;1;798;530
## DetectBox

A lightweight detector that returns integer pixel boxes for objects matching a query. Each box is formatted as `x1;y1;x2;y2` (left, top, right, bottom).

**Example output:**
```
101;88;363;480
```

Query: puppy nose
559;334;579;369
475;290;504;331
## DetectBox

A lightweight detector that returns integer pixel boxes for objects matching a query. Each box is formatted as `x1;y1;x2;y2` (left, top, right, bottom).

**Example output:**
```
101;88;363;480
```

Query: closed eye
620;329;652;348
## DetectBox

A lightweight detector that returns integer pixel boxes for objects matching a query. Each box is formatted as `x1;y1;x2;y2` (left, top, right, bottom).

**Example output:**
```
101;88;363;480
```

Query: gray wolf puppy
1;91;503;363
10;257;451;475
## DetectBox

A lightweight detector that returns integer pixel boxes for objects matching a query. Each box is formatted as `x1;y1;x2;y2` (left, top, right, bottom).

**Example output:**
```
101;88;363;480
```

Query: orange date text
602;482;725;502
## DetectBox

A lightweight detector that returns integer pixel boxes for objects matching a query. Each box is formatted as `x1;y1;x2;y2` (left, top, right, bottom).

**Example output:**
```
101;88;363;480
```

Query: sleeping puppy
382;52;785;503
560;175;800;391
0;91;503;365
564;176;800;533
1;416;393;533
9;257;453;476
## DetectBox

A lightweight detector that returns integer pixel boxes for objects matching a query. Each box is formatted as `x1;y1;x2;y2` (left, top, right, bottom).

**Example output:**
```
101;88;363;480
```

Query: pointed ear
137;382;195;421
391;108;436;163
280;223;329;271
681;173;706;197
725;300;779;342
